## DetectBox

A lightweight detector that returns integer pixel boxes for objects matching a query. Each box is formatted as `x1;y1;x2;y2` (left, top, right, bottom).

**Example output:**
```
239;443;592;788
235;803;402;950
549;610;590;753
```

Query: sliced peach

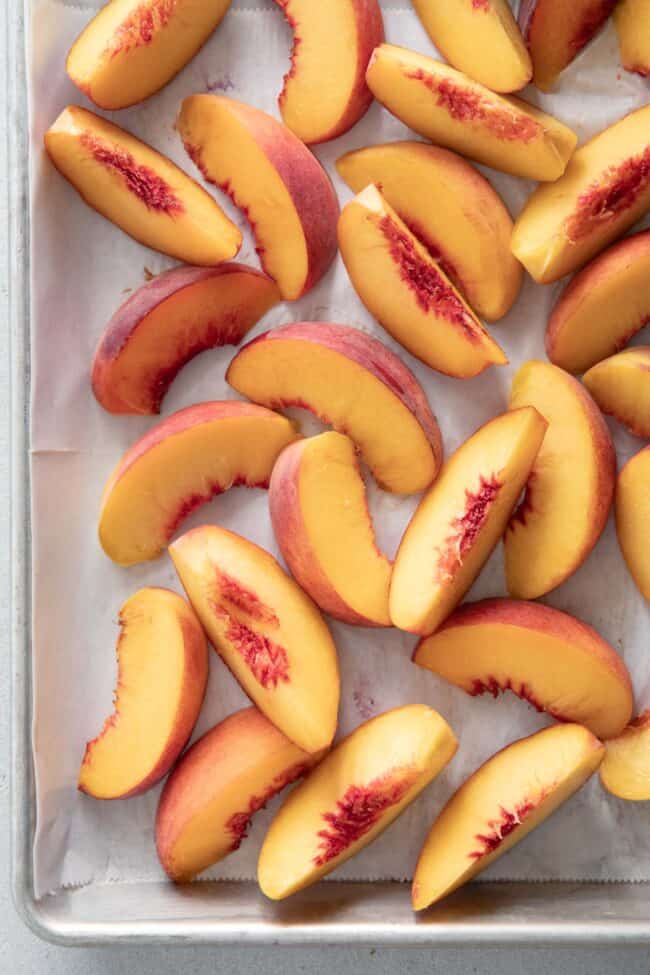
505;361;616;599
45;106;241;266
98;401;299;567
269;432;391;627
170;526;340;753
92;264;280;416
583;347;650;439
79;588;208;800
257;705;458;899
546;231;650;374
274;0;384;144
616;447;650;602
336;141;522;322
226;323;443;495
389;407;547;637
66;0;232;110
512;105;650;284
412;0;531;93
156;707;318;882
414;598;633;739
365;45;577;181
177;95;339;300
600;711;650;800
615;0;650;77
412;724;604;910
338;185;507;378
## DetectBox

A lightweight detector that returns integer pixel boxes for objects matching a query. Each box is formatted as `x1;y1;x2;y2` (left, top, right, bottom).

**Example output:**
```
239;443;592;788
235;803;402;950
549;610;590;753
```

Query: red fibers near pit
81;134;183;214
469;676;569;722
566;147;650;243
226;761;309;851
216;571;279;625
216;608;290;689
568;1;617;59
402;216;461;289
110;0;177;57
164;476;263;539
472;0;490;9
436;475;502;582
275;0;301;105
469;800;536;860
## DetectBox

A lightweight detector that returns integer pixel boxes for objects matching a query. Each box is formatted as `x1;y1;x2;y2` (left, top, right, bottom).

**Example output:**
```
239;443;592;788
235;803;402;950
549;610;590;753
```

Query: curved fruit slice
583;347;650;438
505;361;616;600
177;95;339;300
412;0;531;93
336;141;522;322
616;447;650;601
338;185;507;378
519;0;617;92
545;231;650;374
156;707;319;882
269;432;391;627
412;724;604;910
66;0;232;110
170;526;340;753
45;106;241;266
600;711;650;800
365;45;577;181
92;264;280;415
274;0;384;144
79;588;208;800
414;598;633;739
615;0;650;77
257;705;458;900
227;323;443;495
512;105;650;284
98;401;299;566
389;408;547;637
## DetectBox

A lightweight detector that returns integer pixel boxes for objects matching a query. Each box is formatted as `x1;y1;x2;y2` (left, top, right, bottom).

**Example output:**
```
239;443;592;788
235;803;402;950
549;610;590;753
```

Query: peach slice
519;0;617;92
338;185;508;378
66;0;232;110
257;704;458;900
226;323;443;495
177;95;339;300
45;106;241;266
389;407;547;637
600;711;650;800
615;0;650;78
79;588;208;800
170;526;340;753
412;724;604;910
616;447;650;602
365;45;577;181
583;347;650;439
92;264;280;416
98;401;299;566
274;0;384;144
336;141;522;322
505;361;616;600
412;0;532;93
413;598;633;739
545;231;650;374
269;432;391;627
511;105;650;284
156;707;319;882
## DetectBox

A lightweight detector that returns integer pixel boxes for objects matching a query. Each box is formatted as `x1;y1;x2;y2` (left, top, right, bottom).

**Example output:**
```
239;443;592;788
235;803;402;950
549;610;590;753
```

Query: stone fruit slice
615;0;650;78
600;711;650;800
583;347;650;439
616;446;650;602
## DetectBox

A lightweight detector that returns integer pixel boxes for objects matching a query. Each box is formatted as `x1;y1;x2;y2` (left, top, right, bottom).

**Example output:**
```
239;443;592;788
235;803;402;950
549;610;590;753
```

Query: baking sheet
29;0;650;899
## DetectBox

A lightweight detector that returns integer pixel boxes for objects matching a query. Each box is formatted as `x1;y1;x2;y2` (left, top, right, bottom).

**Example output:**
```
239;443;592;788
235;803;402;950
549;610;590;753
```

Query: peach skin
257;705;458;899
414;598;633;739
336;141;522;322
505;361;616;600
269;432;391;627
45;106;241;266
365;45;577;181
92;264;280;415
545;231;650;374
177;95;339;300
66;0;232;110
170;526;340;753
600;711;650;800
337;185;508;378
412;0;532;93
79;588;208;800
156;707;319;882
412;724;604;910
583;347;650;439
511;105;650;284
390;408;547;636
226;323;443;495
615;0;650;77
616;447;650;602
98;401;299;566
273;0;384;144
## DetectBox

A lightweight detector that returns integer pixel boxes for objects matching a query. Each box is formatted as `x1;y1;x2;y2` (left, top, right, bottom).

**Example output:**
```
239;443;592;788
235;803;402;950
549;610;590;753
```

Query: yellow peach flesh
615;0;650;78
600;711;650;801
583;347;650;439
615;447;650;602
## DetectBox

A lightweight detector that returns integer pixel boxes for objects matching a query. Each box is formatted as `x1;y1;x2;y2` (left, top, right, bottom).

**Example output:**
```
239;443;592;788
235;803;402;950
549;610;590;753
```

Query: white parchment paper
29;0;650;899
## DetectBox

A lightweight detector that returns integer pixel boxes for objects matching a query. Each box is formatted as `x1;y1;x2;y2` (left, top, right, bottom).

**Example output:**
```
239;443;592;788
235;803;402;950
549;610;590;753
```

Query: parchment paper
29;0;650;899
